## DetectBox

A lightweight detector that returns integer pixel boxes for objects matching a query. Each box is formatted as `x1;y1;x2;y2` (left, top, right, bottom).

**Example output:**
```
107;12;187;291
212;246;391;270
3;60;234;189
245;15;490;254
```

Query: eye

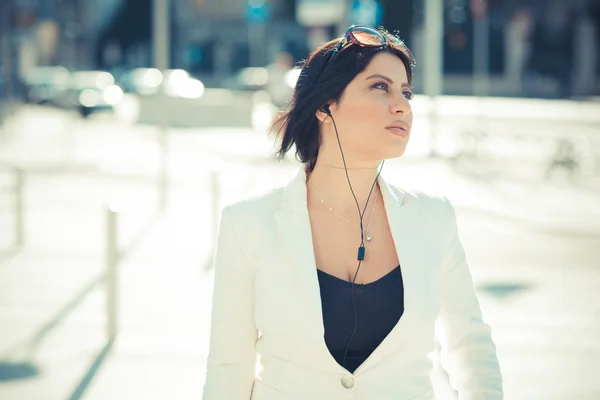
371;82;389;92
403;91;414;100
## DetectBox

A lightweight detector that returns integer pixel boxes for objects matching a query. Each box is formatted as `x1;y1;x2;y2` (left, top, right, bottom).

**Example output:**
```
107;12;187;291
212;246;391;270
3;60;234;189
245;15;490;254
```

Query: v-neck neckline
316;264;401;287
274;167;425;376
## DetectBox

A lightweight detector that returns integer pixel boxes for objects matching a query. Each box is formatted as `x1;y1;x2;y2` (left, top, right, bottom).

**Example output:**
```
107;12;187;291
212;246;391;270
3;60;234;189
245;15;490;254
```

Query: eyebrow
365;74;411;88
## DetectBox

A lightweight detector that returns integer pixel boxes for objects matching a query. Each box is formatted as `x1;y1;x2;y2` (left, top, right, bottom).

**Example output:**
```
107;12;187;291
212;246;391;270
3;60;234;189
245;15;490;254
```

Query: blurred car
53;70;124;117
114;68;205;99
22;66;71;105
113;67;163;95
223;65;300;107
226;67;270;91
162;69;205;99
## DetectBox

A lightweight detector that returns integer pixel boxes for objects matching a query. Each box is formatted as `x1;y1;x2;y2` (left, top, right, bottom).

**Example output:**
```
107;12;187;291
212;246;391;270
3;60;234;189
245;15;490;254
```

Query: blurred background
0;0;599;399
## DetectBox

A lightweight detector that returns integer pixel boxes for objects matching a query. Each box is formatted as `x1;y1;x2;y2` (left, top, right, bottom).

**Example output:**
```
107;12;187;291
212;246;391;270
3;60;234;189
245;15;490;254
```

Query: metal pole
337;0;352;37
203;167;222;271
471;0;489;144
472;0;489;98
153;0;170;212
106;206;119;341
424;0;443;98
0;1;14;130
248;24;258;67
14;167;24;248
423;0;444;156
210;169;221;241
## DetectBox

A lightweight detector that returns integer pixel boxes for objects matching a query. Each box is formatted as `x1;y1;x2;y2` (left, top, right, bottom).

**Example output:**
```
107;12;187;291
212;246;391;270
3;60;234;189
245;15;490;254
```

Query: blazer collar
274;167;425;374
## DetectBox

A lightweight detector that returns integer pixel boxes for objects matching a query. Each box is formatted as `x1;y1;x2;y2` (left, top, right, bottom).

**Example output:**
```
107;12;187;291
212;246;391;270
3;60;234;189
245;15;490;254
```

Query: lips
385;121;409;137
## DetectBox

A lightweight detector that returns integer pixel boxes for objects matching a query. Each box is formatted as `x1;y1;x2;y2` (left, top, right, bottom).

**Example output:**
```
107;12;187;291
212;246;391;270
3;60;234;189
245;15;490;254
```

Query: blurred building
420;0;600;97
3;0;121;72
1;0;599;98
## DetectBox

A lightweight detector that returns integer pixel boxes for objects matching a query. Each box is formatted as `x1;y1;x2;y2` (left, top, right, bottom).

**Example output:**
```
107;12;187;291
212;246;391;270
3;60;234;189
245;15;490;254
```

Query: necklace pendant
365;231;372;242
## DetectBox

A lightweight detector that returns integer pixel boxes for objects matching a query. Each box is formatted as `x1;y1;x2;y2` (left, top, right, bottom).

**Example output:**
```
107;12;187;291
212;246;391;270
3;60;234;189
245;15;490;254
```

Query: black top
316;265;404;373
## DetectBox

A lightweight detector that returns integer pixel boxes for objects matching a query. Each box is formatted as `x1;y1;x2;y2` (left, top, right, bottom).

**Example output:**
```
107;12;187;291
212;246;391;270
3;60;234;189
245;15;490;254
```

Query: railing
13;167;24;248
102;168;222;341
446;117;600;186
0;166;24;251
105;205;119;342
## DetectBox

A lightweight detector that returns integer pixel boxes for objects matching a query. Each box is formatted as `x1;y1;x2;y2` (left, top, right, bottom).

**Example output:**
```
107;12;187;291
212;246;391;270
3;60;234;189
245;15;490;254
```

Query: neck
306;159;383;214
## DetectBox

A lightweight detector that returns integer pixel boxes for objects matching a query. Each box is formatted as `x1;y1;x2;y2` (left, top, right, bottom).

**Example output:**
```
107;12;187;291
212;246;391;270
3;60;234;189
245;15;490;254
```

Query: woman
202;25;503;400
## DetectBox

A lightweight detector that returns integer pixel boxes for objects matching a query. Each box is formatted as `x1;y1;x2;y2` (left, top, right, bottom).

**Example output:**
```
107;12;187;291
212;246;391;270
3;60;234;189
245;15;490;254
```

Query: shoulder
386;181;459;246
222;184;286;220
385;180;458;236
387;180;454;214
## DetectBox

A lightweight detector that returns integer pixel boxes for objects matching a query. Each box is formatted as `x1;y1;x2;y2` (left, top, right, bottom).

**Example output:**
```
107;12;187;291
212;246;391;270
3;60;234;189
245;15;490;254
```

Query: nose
390;95;411;115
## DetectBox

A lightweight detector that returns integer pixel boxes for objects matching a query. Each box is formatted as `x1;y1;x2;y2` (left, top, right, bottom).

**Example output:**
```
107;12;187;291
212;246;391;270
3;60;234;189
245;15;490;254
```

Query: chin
383;143;408;159
362;140;408;162
375;149;406;161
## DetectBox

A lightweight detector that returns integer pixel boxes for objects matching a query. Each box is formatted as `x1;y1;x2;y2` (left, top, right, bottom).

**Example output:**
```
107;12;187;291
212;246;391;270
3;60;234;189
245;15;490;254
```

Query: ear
315;104;332;123
315;110;330;123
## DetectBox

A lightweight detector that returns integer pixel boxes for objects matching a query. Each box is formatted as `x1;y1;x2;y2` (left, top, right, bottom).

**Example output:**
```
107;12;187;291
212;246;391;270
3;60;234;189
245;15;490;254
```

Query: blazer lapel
354;174;426;373
273;168;335;364
379;174;424;323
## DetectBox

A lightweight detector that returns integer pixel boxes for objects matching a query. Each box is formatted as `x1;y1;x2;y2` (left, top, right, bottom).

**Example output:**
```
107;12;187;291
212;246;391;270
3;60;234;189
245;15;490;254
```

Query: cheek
339;98;386;132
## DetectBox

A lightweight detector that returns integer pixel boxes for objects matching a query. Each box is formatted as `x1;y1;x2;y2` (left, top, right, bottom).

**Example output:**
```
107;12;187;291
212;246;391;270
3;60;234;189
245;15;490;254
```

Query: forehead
358;52;409;83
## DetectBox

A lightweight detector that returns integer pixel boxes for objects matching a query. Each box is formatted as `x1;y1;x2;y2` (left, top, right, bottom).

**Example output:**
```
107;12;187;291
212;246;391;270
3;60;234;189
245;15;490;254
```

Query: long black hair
272;27;416;172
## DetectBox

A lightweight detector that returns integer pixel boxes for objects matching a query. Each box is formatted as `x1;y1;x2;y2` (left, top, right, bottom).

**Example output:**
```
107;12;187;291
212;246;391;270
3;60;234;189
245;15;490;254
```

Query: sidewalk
1;104;598;233
1;165;599;400
1;105;599;399
0;173;214;400
385;157;600;236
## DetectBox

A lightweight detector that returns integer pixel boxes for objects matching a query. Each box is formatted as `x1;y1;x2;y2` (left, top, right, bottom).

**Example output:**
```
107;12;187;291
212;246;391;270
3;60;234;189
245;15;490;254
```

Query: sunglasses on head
325;25;409;67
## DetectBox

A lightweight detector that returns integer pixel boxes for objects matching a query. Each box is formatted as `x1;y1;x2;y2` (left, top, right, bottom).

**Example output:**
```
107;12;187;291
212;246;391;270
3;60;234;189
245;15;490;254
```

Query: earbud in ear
320;104;331;115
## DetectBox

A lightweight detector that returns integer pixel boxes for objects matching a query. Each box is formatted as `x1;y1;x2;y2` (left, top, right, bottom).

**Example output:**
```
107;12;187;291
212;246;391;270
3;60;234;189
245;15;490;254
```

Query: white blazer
202;168;503;400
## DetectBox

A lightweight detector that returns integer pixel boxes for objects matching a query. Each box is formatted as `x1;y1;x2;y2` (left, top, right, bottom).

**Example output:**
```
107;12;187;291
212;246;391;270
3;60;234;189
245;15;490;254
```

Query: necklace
309;182;379;242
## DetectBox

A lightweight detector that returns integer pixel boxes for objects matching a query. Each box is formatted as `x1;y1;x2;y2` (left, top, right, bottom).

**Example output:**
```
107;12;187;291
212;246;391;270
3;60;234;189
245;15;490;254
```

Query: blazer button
341;374;355;389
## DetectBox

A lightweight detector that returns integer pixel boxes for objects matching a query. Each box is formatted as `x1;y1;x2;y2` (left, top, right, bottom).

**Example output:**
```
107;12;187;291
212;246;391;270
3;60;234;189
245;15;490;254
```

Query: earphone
320;103;384;369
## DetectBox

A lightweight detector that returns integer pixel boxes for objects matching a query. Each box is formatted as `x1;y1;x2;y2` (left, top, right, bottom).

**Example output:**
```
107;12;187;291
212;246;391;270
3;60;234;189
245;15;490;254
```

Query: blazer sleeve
202;206;258;400
435;198;503;400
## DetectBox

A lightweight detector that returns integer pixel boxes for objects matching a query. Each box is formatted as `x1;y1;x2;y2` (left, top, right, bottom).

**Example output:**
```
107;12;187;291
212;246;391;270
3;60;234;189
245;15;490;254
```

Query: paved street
0;104;599;399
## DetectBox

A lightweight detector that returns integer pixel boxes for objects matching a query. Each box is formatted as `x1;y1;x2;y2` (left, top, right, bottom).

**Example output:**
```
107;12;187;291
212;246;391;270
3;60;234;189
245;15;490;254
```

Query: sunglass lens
350;26;385;46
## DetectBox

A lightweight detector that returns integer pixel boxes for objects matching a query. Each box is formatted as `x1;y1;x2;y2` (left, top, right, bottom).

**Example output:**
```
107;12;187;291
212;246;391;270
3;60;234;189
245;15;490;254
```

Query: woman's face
318;51;413;165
